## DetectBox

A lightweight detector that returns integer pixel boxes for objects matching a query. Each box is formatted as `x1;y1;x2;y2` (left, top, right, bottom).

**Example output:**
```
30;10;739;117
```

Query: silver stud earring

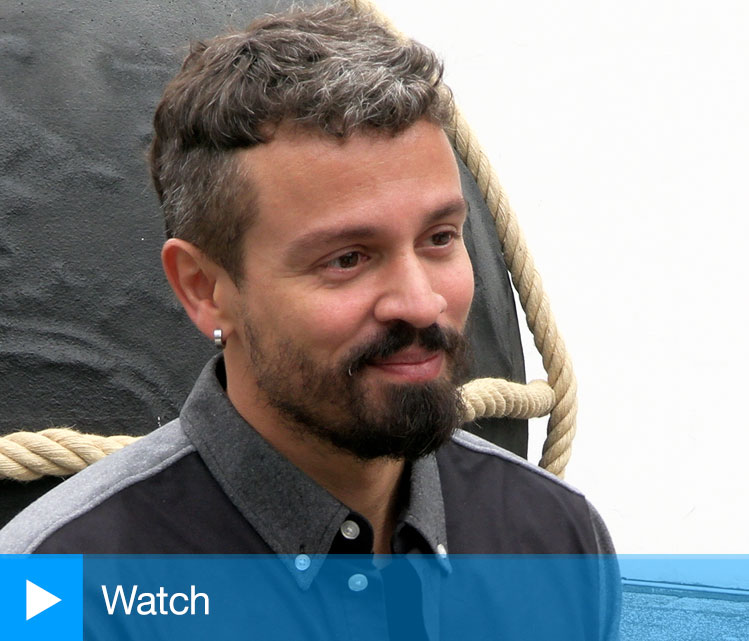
213;328;225;349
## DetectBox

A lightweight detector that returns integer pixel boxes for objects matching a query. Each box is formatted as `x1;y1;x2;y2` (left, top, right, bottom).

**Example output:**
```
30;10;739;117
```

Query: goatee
247;320;471;461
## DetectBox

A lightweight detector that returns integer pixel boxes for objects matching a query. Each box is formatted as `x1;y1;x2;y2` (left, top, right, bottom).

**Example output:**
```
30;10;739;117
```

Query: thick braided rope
461;379;554;423
450;110;578;478
349;0;578;477
0;377;553;481
0;376;551;481
0;376;555;482
0;429;140;481
0;1;575;482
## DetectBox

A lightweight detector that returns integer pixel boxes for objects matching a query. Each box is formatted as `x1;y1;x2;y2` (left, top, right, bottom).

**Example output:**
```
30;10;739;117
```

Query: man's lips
367;350;444;383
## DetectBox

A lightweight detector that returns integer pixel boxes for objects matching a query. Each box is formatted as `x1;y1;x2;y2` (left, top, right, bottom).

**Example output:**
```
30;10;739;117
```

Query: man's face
229;120;475;460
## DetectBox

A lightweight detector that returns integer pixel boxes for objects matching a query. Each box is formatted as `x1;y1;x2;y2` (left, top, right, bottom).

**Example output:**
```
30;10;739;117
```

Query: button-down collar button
295;554;311;571
340;519;361;540
348;573;368;592
436;544;447;558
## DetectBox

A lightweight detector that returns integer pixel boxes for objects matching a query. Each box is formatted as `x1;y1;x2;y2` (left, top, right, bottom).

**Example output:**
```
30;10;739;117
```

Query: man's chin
330;377;464;461
273;375;463;462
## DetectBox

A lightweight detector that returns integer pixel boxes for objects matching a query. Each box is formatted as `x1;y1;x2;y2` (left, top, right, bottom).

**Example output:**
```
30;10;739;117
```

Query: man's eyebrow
285;197;469;259
423;196;469;225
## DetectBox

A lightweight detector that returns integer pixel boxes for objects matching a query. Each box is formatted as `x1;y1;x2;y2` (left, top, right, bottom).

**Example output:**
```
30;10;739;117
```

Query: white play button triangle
26;580;62;620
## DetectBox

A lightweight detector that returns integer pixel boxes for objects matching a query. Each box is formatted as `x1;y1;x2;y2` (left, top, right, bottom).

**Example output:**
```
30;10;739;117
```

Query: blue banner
1;555;747;640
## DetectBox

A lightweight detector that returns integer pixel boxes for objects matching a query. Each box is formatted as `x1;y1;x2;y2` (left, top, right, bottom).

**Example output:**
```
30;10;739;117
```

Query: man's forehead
235;119;461;209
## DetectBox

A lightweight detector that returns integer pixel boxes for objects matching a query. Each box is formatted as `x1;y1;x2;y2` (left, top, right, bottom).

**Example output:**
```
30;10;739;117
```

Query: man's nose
373;255;447;328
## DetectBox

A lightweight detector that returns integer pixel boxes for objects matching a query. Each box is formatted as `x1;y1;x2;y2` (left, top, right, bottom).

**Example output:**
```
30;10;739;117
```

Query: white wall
375;0;749;556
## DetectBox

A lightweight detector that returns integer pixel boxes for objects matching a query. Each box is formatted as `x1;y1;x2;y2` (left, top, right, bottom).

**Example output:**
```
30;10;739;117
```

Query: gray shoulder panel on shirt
0;419;194;553
450;428;586;496
451;429;616;554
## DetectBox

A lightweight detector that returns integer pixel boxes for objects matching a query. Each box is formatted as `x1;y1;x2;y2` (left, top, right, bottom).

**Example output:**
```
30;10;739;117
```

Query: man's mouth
367;349;444;383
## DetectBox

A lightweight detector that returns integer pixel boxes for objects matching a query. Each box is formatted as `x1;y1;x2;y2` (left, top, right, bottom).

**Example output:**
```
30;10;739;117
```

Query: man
0;3;617;638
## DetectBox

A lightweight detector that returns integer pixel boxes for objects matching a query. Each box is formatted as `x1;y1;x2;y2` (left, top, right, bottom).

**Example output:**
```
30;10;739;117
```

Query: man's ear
161;238;237;343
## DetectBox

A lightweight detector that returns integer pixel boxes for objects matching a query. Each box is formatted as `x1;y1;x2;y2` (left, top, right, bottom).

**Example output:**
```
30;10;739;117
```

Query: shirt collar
180;356;450;587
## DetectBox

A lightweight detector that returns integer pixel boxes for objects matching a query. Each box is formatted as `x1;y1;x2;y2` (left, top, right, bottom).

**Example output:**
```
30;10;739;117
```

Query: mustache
345;321;466;376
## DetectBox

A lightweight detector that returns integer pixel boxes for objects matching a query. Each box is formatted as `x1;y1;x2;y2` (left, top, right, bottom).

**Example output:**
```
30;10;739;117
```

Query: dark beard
247;321;471;461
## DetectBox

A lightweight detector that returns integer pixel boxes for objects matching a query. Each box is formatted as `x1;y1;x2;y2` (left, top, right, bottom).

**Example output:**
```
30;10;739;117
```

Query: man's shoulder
444;428;585;496
438;429;611;554
0;419;195;553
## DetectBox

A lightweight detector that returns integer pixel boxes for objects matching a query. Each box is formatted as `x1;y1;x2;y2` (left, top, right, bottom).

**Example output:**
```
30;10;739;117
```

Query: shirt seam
450;429;586;497
25;442;195;553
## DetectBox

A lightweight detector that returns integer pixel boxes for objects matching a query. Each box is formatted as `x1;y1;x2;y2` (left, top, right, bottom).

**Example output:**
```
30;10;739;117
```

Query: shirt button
295;554;311;571
348;573;368;592
436;544;448;558
340;519;361;540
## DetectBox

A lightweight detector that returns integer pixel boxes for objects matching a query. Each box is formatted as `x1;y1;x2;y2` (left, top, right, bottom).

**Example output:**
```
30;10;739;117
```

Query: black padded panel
460;160;527;453
0;0;526;526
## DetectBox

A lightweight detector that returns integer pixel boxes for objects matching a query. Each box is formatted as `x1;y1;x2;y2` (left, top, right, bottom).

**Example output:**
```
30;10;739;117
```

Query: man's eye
431;231;455;246
328;251;362;269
